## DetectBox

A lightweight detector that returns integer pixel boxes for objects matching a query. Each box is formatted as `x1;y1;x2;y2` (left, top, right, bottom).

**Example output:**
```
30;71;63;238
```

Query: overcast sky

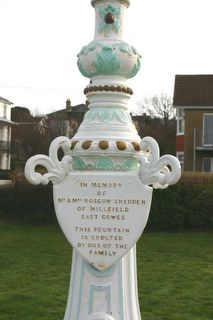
0;0;212;114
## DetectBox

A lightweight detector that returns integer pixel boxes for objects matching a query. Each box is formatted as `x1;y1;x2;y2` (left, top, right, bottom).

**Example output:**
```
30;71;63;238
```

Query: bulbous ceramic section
77;40;141;79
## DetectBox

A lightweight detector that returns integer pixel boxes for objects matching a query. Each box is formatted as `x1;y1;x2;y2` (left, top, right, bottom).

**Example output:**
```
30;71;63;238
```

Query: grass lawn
0;224;212;320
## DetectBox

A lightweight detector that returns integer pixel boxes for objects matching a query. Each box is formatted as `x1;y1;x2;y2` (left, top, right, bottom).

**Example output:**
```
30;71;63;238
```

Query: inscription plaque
53;172;152;271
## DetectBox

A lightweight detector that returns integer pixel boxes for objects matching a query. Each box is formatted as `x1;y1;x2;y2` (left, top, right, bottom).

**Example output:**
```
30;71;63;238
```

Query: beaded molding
84;85;133;95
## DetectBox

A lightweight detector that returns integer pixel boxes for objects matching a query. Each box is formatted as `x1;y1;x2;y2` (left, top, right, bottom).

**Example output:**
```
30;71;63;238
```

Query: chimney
66;99;72;111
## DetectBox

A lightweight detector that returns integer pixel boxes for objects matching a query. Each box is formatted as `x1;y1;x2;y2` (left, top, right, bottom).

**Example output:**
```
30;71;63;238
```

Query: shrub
0;182;56;226
147;183;213;231
180;171;213;188
0;179;212;230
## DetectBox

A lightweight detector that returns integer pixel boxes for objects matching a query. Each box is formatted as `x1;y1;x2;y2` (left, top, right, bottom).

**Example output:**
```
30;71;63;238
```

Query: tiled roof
0;96;13;105
65;104;88;113
173;75;213;107
47;104;88;116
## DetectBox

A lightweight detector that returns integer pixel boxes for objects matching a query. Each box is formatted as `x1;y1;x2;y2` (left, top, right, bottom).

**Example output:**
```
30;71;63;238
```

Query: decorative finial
91;0;130;8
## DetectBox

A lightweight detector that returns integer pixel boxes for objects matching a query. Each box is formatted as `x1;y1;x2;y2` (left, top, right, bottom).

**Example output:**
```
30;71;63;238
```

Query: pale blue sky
0;0;212;114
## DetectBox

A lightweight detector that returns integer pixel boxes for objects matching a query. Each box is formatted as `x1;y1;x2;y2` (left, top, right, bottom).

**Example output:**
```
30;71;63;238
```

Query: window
203;158;213;172
7;126;10;141
5;153;10;169
5;126;8;139
176;152;184;169
3;104;7;118
177;108;185;134
203;114;213;145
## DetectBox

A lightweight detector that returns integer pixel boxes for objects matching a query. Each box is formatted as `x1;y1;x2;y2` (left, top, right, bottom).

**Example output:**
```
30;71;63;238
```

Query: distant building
0;96;14;184
45;99;88;139
11;106;43;169
11;100;88;170
173;75;213;172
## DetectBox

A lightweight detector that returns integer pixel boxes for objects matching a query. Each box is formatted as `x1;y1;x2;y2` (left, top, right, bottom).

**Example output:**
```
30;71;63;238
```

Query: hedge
180;171;213;188
0;182;56;226
0;181;212;231
148;183;213;231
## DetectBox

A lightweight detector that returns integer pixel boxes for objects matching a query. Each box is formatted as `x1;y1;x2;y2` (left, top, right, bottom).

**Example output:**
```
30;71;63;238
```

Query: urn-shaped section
77;40;141;79
77;0;141;80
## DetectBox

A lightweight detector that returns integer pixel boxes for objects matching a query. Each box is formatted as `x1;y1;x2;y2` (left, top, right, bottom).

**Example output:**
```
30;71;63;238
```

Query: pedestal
64;247;140;320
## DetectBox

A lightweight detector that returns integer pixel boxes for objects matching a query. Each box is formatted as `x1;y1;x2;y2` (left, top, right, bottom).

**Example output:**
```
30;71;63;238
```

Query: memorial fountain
25;1;181;319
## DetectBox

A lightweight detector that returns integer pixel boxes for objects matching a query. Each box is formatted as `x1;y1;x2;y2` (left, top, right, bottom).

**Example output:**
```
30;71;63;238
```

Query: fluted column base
64;246;141;320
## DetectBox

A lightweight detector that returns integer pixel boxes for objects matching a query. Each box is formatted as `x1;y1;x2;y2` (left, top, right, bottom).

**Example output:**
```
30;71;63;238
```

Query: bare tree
132;94;177;155
137;94;176;121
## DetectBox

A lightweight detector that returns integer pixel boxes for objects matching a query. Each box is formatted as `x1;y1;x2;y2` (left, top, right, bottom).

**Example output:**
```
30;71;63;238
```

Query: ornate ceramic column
25;1;181;319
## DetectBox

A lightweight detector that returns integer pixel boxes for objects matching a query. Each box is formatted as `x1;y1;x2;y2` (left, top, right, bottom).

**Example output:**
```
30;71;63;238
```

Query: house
0;96;14;184
11;106;44;170
45;99;88;139
173;75;213;172
11;100;88;170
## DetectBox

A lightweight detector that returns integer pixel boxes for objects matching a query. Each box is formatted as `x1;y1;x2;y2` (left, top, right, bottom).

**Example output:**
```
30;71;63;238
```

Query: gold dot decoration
71;140;142;153
82;140;93;150
131;142;140;152
116;141;127;151
98;140;109;150
105;12;115;24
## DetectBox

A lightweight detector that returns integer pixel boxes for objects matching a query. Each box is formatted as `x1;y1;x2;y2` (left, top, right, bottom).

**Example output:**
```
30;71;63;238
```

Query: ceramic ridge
91;0;130;8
